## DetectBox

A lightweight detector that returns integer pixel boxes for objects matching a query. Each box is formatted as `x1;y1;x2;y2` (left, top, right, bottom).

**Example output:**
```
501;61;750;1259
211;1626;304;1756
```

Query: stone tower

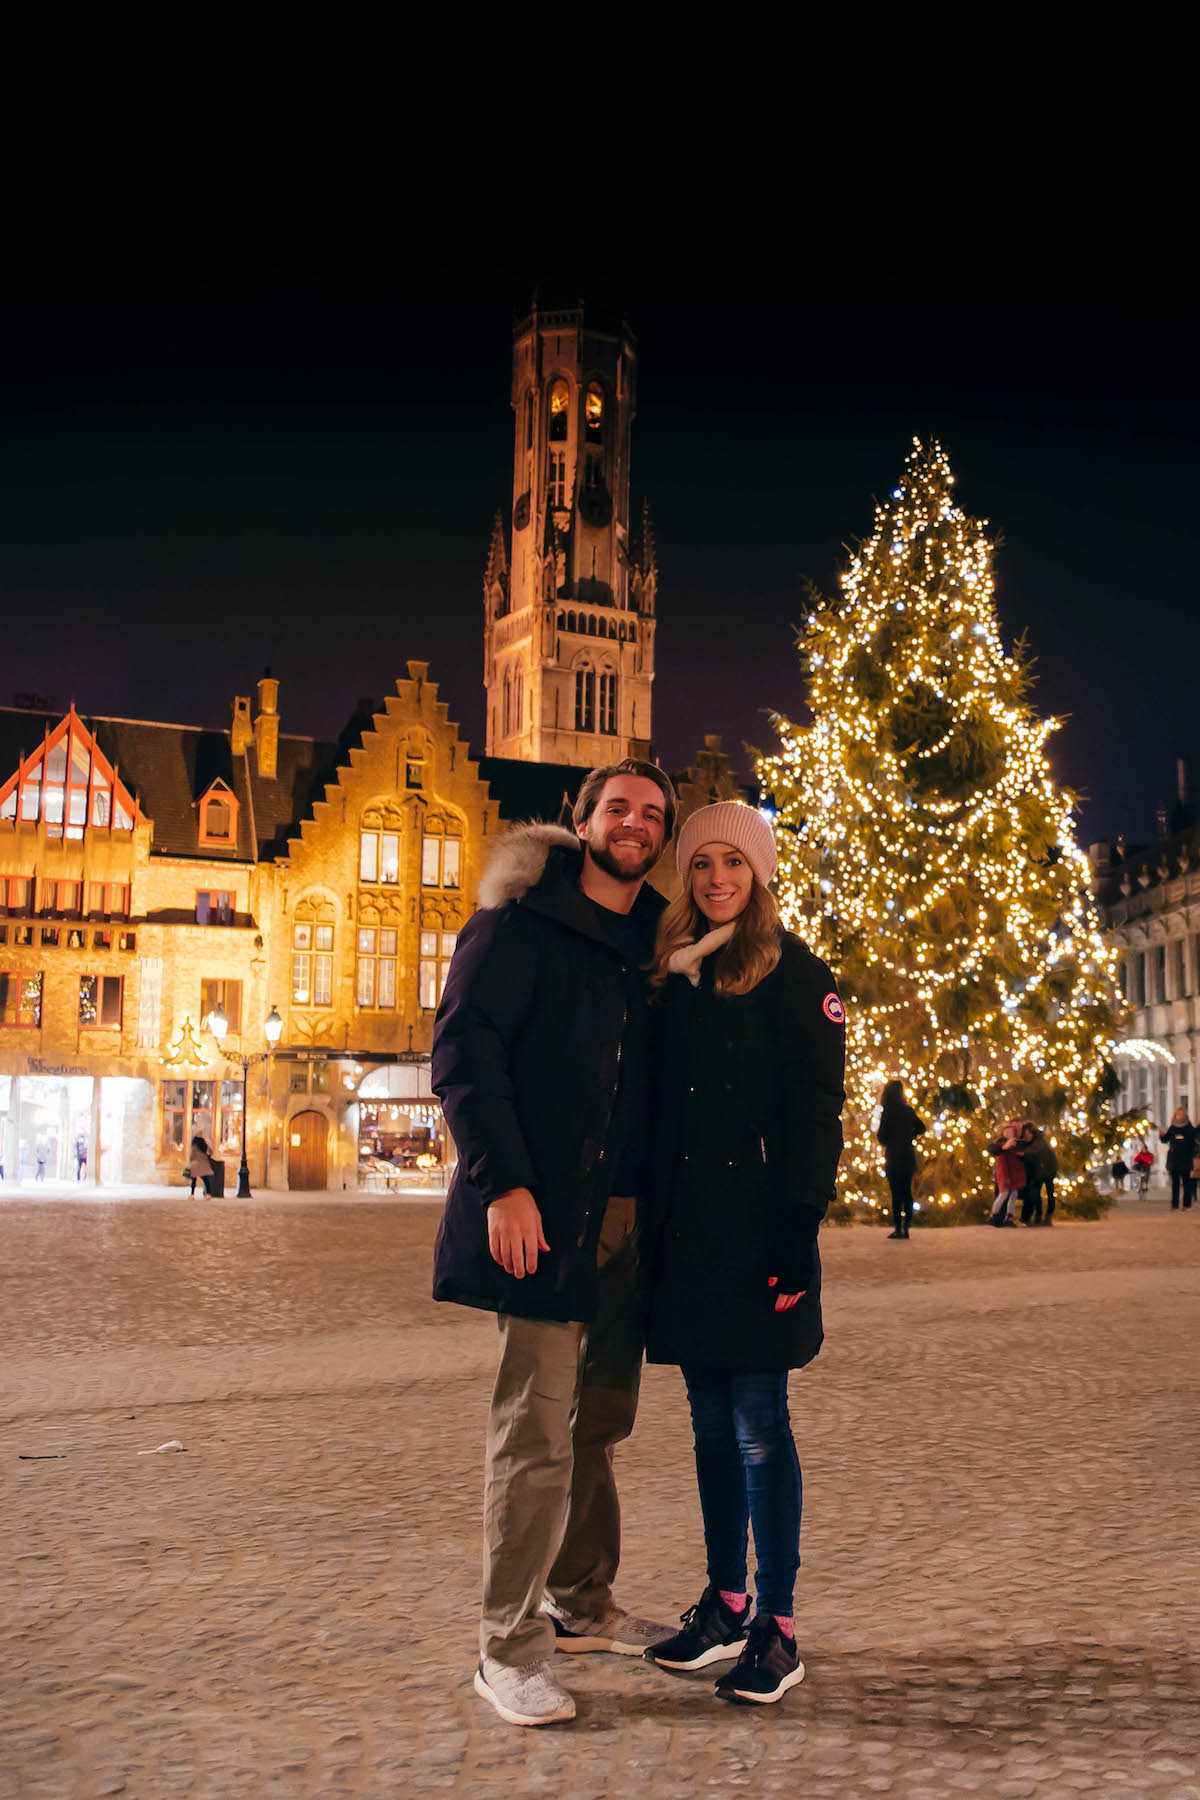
483;300;656;764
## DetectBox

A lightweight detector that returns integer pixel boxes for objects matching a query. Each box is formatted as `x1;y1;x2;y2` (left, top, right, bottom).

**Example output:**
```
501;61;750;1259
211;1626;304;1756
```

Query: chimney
254;669;279;779
231;695;252;756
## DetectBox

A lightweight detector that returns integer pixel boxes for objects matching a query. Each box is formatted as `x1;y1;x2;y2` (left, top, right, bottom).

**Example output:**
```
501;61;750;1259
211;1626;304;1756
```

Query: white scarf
667;921;736;986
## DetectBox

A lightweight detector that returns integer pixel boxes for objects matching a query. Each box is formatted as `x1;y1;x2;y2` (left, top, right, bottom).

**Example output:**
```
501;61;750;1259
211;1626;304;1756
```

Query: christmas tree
757;440;1131;1223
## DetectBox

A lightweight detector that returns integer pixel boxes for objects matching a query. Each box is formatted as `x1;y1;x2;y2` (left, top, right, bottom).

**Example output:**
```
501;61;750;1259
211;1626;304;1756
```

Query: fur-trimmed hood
477;822;580;910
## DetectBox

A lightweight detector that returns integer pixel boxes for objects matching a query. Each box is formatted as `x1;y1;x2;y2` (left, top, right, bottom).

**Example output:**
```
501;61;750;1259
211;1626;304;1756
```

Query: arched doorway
288;1110;329;1190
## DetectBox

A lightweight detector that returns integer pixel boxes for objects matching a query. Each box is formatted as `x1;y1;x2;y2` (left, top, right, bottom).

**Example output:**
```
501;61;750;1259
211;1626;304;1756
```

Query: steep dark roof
0;705;340;863
476;757;590;827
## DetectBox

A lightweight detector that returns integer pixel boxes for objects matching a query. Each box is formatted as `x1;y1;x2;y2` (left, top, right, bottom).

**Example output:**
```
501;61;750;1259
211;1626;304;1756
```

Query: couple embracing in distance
431;757;846;1725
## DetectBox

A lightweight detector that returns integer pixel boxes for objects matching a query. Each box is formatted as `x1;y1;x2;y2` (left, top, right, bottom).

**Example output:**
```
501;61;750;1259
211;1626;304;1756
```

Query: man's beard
584;836;660;885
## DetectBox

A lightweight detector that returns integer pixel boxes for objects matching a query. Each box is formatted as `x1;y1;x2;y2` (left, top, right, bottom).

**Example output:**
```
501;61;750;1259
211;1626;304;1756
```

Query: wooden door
288;1110;328;1190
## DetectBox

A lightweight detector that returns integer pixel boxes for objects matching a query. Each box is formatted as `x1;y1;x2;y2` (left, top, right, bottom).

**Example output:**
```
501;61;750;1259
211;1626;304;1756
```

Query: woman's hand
767;1275;804;1312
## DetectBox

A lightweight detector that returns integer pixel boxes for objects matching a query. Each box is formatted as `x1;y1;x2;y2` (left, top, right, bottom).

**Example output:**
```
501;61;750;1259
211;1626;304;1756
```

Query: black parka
1160;1120;1197;1172
644;931;846;1372
431;825;666;1323
877;1100;925;1176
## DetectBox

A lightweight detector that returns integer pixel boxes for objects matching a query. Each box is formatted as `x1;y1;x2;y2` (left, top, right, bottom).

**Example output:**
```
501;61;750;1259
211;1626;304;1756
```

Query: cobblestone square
2;1194;1199;1797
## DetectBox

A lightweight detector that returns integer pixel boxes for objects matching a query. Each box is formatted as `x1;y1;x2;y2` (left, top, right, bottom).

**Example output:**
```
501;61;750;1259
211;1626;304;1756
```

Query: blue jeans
682;1366;802;1616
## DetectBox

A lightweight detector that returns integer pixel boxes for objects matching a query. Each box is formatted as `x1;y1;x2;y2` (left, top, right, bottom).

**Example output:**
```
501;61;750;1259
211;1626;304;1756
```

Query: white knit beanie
675;801;778;888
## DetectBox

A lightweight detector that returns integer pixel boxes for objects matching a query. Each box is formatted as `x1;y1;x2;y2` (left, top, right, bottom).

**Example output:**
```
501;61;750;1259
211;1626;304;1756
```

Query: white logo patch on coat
823;993;845;1024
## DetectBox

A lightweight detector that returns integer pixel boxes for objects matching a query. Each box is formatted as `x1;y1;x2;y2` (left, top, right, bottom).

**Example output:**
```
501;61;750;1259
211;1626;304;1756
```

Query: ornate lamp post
207;1004;284;1197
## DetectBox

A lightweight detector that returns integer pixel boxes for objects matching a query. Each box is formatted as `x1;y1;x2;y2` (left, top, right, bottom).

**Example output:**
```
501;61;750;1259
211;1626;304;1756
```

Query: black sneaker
644;1585;750;1671
715;1613;805;1704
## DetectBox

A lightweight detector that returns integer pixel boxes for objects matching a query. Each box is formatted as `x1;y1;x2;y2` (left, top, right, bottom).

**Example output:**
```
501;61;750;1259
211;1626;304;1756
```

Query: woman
186;1135;214;1197
644;802;845;1706
877;1079;924;1239
1160;1108;1197;1210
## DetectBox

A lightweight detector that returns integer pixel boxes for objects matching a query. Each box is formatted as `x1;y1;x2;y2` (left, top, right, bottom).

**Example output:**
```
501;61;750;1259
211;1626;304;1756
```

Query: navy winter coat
644;932;846;1372
431;825;666;1323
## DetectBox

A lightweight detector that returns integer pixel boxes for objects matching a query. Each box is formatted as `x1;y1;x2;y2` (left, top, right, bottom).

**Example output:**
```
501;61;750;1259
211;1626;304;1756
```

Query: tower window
548;378;569;442
503;671;512;737
547;451;566;508
515;668;524;733
575;669;596;733
525;391;534;450
599;672;617;735
585;383;604;442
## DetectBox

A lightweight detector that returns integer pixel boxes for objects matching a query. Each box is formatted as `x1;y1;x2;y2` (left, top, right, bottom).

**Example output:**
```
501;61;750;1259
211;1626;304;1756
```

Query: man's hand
487;1188;550;1278
767;1275;804;1313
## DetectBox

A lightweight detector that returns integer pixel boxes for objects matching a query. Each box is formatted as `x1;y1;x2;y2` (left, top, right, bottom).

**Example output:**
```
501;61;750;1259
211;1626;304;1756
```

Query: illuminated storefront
355;1061;451;1192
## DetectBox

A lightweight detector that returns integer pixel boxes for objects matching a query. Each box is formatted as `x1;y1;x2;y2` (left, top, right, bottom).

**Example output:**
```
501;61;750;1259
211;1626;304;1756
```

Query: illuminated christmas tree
757;440;1130;1223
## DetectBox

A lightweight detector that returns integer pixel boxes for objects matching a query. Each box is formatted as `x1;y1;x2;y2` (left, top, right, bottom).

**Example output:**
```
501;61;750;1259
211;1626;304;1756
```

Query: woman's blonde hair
649;872;783;997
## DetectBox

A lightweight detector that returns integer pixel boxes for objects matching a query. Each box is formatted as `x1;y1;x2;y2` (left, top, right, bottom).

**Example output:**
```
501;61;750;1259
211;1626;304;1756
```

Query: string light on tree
757;439;1136;1222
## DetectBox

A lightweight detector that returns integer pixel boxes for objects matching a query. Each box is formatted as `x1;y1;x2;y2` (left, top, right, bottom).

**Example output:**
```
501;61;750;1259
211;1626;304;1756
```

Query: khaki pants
480;1192;643;1666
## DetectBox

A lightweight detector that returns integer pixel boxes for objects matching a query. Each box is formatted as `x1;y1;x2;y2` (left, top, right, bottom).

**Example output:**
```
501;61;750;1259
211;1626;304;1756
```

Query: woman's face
690;841;754;925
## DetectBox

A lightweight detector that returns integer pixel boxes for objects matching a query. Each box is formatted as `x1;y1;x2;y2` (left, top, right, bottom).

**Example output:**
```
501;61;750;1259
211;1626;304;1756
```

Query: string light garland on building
757;439;1134;1222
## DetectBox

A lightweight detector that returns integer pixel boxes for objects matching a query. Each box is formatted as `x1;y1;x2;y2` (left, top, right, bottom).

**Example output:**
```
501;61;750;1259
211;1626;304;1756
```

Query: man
432;758;675;1728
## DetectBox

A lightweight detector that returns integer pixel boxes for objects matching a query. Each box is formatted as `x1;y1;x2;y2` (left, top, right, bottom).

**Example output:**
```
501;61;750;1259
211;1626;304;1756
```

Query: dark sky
2;299;1195;846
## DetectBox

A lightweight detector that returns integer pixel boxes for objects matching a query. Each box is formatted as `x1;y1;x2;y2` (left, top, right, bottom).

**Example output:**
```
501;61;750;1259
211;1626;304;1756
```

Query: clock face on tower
513;491;530;531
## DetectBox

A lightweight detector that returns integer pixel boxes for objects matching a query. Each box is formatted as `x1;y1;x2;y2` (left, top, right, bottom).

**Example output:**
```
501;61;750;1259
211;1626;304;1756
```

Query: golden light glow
585;383;604;428
549;379;569;415
756;440;1129;1219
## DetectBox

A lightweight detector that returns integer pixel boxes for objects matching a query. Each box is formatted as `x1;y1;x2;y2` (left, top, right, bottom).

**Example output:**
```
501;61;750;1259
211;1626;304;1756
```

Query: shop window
201;978;242;1035
79;974;124;1029
548;377;569;442
190;1080;215;1150
360;828;400;884
357;926;397;1009
219;1079;243;1152
311;1061;332;1094
162;1079;187;1152
418;930;458;1009
585;381;604;442
1;970;43;1025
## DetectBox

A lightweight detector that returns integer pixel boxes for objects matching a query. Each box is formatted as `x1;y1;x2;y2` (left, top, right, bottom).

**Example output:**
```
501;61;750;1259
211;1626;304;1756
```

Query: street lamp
208;1004;284;1197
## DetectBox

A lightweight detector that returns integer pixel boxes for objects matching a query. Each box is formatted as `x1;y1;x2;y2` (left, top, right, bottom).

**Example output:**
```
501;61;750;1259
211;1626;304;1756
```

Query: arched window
557;610;565;628
587;615;597;636
575;667;596;733
585;382;604;443
608;619;617;639
598;672;617;735
548;378;569;443
514;668;524;733
503;671;512;738
628;621;637;642
566;611;576;634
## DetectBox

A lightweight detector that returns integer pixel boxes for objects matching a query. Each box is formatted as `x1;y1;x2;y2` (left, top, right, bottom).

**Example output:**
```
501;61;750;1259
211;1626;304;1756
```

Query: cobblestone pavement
2;1197;1198;1798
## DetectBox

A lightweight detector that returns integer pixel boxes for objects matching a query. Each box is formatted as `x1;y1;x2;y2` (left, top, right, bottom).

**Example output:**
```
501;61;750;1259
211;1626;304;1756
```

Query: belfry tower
483;300;656;764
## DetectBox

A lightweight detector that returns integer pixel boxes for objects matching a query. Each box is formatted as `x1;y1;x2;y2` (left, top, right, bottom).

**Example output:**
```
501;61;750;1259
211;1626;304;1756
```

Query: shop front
356;1060;452;1193
0;1060;157;1188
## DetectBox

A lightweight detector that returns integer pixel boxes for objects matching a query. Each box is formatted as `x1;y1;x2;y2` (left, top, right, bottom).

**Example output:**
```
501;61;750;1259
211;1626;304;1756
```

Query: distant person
876;1079;925;1240
1020;1122;1059;1226
1110;1158;1128;1192
988;1122;1025;1226
1159;1109;1197;1210
74;1132;88;1181
34;1141;49;1182
1132;1144;1154;1195
186;1136;214;1197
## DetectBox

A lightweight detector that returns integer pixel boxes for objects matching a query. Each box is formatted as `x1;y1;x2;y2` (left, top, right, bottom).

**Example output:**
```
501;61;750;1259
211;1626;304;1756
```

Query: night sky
2;299;1195;847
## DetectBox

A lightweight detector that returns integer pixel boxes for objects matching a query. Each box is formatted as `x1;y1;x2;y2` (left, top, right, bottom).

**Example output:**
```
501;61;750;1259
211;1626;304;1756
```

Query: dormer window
198;780;238;848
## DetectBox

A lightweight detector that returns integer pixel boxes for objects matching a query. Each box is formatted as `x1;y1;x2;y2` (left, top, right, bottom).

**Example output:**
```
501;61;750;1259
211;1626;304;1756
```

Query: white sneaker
474;1656;576;1727
543;1600;672;1655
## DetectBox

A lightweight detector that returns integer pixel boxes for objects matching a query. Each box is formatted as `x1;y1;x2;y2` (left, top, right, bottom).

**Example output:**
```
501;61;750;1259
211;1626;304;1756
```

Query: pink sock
773;1614;795;1638
719;1589;748;1613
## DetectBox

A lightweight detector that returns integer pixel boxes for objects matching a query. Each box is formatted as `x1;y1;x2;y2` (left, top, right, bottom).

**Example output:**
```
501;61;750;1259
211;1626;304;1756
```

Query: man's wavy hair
649;871;783;997
572;758;678;842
